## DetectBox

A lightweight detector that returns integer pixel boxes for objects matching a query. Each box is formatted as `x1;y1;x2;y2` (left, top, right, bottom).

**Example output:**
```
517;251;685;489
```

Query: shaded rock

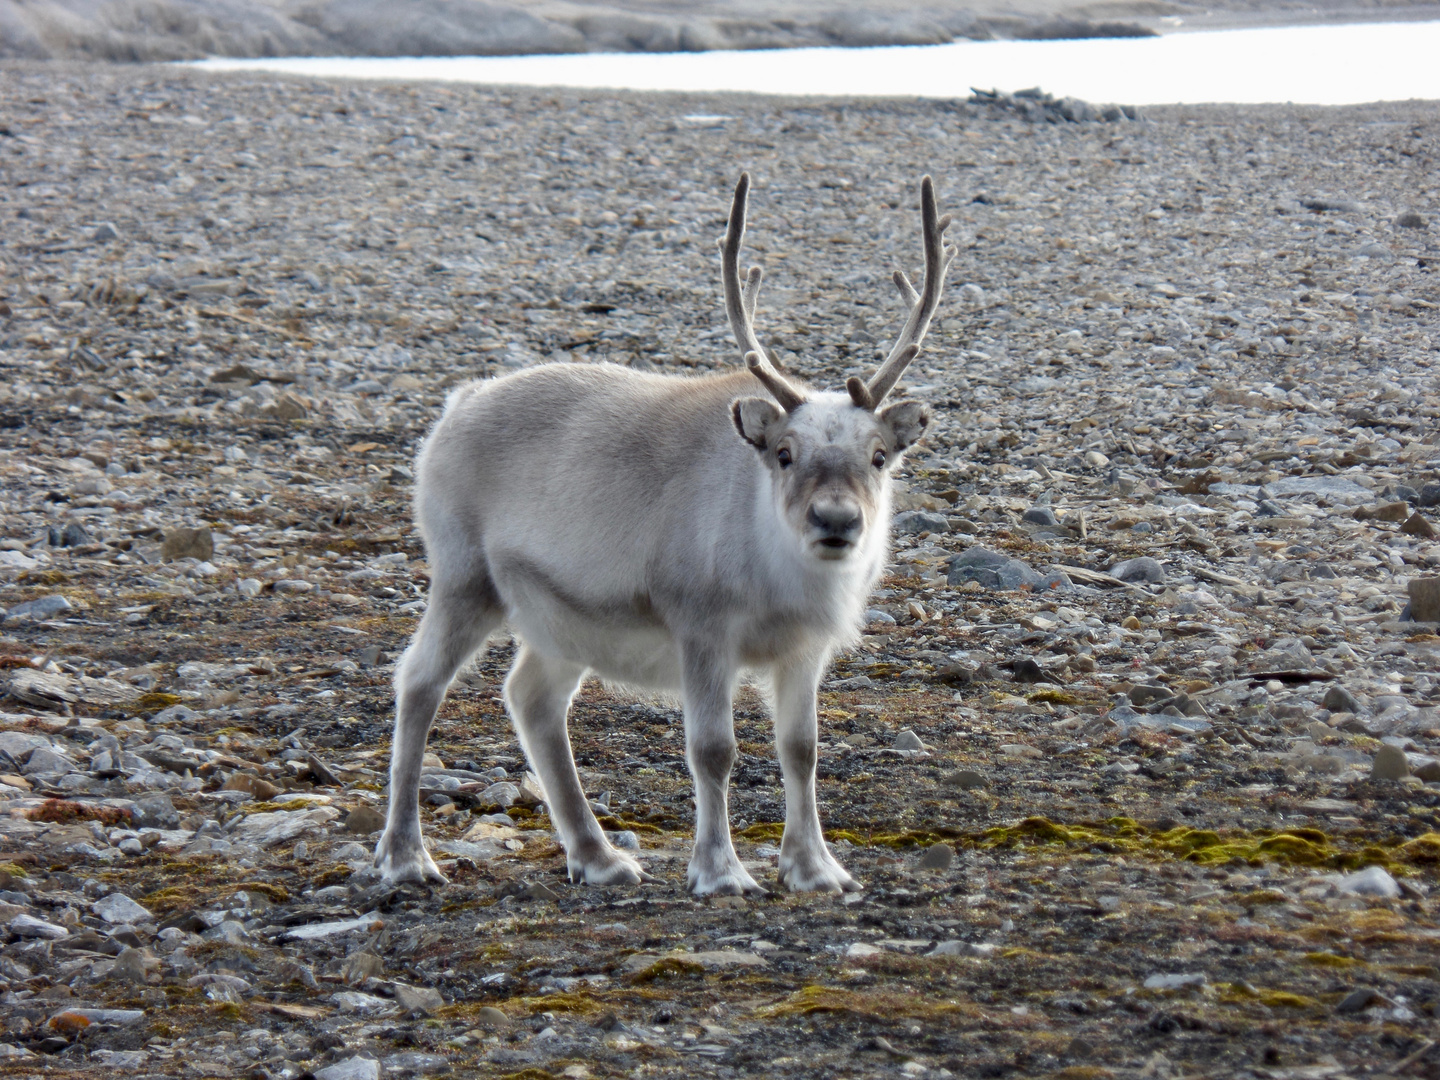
892;510;950;535
918;843;954;870
132;792;180;829
1371;744;1410;780
1128;683;1173;707
948;547;1040;590
475;1005;509;1028
222;772;282;800
1408;576;1440;622
943;769;989;790
345;805;385;834
161;527;213;562
1321;685;1362;714
3;593;72;621
111;946;148;983
393;982;444;1016
1109;557;1166;583
1336;987;1383;1013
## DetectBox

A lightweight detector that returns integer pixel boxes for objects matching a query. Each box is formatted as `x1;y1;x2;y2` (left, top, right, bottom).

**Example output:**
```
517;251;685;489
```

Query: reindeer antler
848;175;955;411
722;172;806;413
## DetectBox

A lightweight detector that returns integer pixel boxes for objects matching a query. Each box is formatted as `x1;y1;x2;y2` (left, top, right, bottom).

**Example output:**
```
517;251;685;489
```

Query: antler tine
722;172;806;410
865;176;954;407
746;352;804;412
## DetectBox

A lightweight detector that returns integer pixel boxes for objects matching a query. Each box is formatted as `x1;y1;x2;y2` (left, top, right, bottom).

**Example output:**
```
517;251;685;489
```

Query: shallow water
191;20;1440;106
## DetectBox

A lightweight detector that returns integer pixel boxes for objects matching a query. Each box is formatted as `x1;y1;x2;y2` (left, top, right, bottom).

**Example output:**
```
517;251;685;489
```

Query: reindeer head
722;172;954;562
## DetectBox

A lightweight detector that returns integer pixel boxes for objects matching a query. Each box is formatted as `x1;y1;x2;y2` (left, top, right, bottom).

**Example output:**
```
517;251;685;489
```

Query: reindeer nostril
808;505;862;538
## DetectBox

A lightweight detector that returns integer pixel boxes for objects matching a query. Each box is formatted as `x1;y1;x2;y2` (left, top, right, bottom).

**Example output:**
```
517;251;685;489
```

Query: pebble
160;526;213;562
1409;576;1440;622
943;769;990;790
918;843;954;870
1371;744;1410;781
345;806;386;834
1143;972;1207;990
892;728;927;752
475;1006;510;1029
893;510;950;535
1335;866;1401;899
1109;557;1166;584
315;1058;382;1080
392;983;445;1016
93;892;152;924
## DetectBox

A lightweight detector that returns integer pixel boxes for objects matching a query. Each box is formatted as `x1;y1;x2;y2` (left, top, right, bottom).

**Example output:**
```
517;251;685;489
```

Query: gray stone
382;1052;453;1076
928;940;996;957
111;946;148;983
1128;684;1173;707
1336;987;1382;1013
943;769;989;790
1371;744;1410;781
1418;483;1440;508
341;950;384;985
1021;506;1059;526
1336;865;1401;899
315;1058;382;1080
1321;685;1362;714
161;526;213;562
1142;972;1207;990
345;805;385;834
892;510;950;535
93;893;153;924
1109;557;1166;583
393;982;444;1015
478;781;520;808
21;746;72;775
1265;476;1370;498
947;547;1040;590
918;843;954;870
1408;576;1440;622
892;728;926;752
9;913;69;939
3;593;73;621
606;829;640;851
475;1005;509;1028
132;793;180;829
1395;211;1427;229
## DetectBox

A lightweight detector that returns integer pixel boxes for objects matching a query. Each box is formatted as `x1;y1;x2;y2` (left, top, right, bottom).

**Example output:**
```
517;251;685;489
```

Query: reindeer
375;173;954;894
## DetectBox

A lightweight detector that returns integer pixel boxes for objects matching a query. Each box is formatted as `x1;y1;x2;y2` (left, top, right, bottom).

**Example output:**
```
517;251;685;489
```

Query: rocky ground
1;60;1440;1080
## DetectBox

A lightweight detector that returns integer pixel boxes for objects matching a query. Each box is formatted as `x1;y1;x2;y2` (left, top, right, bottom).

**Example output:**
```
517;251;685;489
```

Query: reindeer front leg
680;643;765;896
773;657;860;893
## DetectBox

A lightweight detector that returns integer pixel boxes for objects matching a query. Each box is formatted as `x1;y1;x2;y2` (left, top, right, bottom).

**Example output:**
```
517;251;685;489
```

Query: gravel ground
1;61;1439;1079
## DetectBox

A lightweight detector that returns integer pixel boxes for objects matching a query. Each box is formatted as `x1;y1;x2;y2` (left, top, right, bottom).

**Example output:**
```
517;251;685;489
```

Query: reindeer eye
776;448;793;469
872;449;886;469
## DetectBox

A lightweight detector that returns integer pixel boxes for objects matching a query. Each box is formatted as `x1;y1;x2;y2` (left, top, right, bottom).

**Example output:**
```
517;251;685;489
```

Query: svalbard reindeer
376;172;954;895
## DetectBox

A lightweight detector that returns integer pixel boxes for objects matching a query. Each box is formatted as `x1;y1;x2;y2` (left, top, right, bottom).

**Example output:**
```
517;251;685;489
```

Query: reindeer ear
878;399;931;451
732;397;784;450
